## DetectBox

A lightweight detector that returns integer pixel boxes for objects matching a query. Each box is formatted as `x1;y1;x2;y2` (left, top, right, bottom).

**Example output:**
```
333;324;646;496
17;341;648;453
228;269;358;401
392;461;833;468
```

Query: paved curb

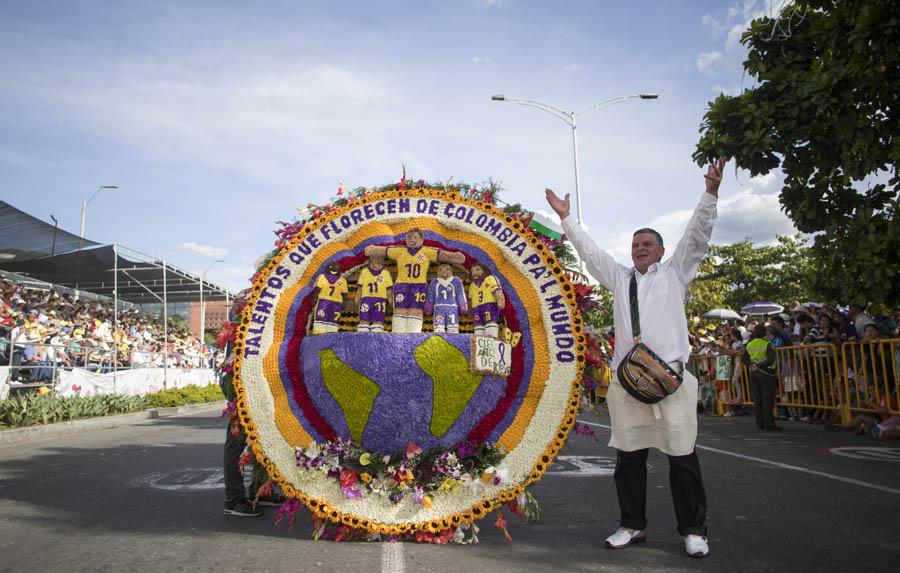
0;400;226;446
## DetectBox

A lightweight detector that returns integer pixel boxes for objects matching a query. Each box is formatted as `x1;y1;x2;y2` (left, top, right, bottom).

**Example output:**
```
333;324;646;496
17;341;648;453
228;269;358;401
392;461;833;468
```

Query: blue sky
1;0;797;292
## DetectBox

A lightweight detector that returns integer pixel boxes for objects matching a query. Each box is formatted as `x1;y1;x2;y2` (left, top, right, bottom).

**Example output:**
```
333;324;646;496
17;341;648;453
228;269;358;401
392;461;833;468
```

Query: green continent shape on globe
415;336;483;438
319;349;382;443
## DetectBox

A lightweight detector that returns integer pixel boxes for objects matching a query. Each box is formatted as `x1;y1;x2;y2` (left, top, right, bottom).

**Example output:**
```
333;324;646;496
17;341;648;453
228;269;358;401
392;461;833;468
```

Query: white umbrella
704;308;741;321
741;301;785;316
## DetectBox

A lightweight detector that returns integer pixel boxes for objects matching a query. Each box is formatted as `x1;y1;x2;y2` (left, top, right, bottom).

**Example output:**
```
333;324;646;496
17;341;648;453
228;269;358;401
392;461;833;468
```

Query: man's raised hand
704;157;727;197
544;188;570;220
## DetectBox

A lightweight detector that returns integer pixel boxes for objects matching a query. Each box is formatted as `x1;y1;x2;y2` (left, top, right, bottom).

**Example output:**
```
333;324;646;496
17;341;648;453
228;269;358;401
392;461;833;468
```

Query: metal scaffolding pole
113;243;118;393
163;260;168;389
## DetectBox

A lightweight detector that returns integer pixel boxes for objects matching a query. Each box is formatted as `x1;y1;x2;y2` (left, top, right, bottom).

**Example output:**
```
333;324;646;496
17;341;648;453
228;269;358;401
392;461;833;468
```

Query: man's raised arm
545;189;623;291
670;158;726;283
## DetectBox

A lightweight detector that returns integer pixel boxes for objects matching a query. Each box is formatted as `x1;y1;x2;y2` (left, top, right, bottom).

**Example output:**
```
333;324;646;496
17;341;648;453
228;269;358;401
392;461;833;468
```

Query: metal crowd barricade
774;342;842;415
687;351;750;415
689;339;900;422
839;339;900;418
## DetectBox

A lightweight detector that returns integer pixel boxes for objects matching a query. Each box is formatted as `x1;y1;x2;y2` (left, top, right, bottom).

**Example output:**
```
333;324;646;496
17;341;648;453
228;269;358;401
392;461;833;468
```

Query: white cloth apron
606;368;699;456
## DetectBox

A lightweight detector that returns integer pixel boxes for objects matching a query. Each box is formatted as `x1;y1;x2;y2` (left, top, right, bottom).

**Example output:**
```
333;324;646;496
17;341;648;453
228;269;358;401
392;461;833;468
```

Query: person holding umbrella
743;324;782;432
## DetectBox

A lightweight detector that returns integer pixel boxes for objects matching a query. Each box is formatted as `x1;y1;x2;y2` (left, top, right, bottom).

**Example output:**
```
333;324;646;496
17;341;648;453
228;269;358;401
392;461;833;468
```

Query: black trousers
223;425;248;502
750;371;778;430
614;448;707;536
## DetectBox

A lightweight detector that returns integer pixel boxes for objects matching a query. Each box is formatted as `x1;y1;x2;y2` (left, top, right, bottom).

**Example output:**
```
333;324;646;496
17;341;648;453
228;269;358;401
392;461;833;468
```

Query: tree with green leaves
694;0;899;306
685;256;728;318
686;235;815;315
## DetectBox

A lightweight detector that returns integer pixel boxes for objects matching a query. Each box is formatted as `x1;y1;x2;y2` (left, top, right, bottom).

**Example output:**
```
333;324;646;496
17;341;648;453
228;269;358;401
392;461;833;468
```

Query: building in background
189;300;229;339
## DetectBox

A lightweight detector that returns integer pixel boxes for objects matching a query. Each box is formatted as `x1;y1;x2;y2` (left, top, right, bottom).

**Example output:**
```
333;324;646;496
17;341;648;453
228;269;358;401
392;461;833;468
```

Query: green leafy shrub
0;384;223;429
144;384;224;408
0;393;147;428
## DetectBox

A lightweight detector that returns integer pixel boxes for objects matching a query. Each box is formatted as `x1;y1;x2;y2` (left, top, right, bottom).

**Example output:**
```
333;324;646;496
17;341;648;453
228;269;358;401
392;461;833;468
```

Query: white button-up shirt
562;191;717;368
561;191;717;455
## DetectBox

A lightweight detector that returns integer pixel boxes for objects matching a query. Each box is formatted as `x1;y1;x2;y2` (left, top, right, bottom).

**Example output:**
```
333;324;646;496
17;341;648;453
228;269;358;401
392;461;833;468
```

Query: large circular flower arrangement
231;184;586;538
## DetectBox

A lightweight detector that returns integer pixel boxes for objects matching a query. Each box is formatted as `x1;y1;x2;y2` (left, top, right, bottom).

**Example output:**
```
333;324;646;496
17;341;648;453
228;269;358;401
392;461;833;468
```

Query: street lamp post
80;185;119;248
491;93;658;226
199;259;224;346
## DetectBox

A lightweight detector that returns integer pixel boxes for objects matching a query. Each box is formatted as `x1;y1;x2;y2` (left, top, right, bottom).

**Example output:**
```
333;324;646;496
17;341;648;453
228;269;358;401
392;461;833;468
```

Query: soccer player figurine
424;264;467;334
355;254;393;333
468;263;505;337
364;227;465;333
311;262;348;334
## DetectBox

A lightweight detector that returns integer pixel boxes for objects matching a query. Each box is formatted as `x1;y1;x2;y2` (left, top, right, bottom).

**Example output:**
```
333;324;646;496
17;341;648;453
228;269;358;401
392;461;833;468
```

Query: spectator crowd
685;301;899;440
0;275;216;384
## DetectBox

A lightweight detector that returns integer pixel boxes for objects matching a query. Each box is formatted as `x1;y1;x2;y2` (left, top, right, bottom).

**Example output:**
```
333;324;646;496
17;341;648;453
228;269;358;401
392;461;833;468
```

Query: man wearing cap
545;157;726;558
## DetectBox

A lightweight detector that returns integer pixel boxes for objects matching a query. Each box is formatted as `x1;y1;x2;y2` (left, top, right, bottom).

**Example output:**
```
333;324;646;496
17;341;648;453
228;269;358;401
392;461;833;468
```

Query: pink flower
405;441;423;459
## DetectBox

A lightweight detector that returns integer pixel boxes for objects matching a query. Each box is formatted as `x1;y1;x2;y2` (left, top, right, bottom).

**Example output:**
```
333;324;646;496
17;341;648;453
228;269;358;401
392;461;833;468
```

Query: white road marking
830;447;900;462
381;541;404;573
577;420;900;495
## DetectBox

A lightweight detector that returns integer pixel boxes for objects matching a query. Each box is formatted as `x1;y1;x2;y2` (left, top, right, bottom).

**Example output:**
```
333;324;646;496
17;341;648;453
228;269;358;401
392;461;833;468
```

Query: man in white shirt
545;157;725;559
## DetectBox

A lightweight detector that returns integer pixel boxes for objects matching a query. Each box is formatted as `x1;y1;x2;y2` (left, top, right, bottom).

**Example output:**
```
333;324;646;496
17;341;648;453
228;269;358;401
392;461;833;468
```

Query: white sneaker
605;527;646;549
684;534;709;558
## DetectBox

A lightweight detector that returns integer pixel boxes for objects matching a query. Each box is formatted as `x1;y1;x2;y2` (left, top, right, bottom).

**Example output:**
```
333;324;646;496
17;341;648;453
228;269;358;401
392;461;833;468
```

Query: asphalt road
1;409;899;573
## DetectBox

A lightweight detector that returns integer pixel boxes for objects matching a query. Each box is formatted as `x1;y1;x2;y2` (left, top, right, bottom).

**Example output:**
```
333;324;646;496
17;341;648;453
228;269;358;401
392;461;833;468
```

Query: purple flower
341;486;363;500
411;484;425;505
456;440;477;458
274;499;301;528
389;491;403;504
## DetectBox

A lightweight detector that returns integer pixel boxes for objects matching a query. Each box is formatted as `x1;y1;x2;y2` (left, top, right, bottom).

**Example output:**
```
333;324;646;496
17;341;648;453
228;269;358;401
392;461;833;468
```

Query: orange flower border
231;187;586;535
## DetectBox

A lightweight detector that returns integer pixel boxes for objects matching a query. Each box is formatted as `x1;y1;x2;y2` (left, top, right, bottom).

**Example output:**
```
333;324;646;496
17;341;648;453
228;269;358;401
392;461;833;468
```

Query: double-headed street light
199;259;225;345
491;93;658;226
80;185;119;248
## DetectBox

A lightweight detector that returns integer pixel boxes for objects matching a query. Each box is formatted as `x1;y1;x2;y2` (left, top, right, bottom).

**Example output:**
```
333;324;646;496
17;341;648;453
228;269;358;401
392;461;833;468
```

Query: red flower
339;468;358;488
494;510;512;543
573;282;594;299
216;321;237;348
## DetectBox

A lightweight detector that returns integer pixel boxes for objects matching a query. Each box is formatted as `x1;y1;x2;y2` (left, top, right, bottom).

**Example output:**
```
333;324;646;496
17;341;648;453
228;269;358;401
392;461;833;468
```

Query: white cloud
725;22;748;52
472;56;492;64
697;0;771;83
564;63;582;73
701;13;726;36
714;188;796;244
603;187;797;266
8;62;402;187
749;170;778;189
696;51;723;72
179;242;228;258
475;0;504;6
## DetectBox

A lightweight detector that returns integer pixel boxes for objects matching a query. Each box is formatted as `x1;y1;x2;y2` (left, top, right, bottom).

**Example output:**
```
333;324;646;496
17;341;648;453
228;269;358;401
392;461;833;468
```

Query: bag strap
629;272;641;343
